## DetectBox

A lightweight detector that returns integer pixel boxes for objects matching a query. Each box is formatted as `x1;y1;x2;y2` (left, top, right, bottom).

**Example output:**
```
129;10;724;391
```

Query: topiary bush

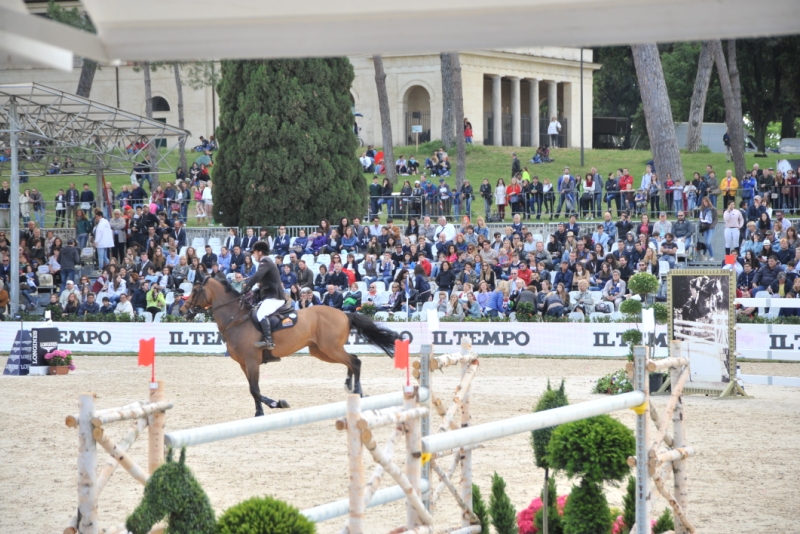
653;507;675;534
622;476;636;532
531;380;569;470
472;483;490;534
626;272;659;300
619;298;642;316
216;495;316;534
126;448;216;534
546;415;635;484
561;480;611;534
489;472;518;534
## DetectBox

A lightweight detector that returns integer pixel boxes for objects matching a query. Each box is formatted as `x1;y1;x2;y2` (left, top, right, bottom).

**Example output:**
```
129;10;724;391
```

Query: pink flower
612;515;625;534
68;364;76;371
45;353;53;359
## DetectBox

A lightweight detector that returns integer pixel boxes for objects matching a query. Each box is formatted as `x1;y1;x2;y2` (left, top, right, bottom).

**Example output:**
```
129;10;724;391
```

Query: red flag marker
139;338;156;382
724;254;735;265
394;338;409;370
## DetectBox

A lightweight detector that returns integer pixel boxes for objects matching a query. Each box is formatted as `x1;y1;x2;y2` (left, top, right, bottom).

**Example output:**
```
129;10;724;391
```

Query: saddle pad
250;305;299;333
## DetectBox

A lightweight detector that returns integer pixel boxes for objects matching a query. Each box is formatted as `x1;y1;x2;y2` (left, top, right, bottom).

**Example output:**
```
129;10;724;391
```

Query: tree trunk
142;62;159;190
173;63;188;173
780;107;796;139
711;40;746;181
76;59;97;98
631;44;685;184
440;53;456;150
450;52;467;193
727;40;747;181
373;55;396;185
686;41;713;152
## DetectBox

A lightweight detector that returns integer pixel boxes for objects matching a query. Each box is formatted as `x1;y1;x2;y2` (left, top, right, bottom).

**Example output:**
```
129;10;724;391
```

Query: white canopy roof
1;0;799;69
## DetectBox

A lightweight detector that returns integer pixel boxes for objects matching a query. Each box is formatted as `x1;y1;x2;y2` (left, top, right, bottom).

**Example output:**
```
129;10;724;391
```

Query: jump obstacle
63;341;699;534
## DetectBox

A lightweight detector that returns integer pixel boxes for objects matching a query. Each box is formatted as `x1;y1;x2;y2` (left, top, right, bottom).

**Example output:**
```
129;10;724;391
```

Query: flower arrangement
516;494;568;534
610;514;657;534
593;368;633;395
45;349;75;370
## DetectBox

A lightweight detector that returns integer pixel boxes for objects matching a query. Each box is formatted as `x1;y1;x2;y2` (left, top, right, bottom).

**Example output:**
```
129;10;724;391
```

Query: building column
528;78;540;148
491;75;502;146
547;80;558;122
510;77;521;147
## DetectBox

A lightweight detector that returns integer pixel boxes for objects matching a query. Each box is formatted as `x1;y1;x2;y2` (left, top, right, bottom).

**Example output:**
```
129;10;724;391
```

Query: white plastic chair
374;311;390;321
590;291;603;305
568;311;584;322
207;237;221;249
532;233;544;243
154;312;165;323
179;282;193;294
165;291;175;306
676;240;687;263
142;313;153;323
437;311;446;318
301;254;315;265
191;237;205;250
422;301;438;313
659;260;670;280
317;254;331;266
313;291;321;302
356;281;367;294
610;311;623;321
589;312;609;322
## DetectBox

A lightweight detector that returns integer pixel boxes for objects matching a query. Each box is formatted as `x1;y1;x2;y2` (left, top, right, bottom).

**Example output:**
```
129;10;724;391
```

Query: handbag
510;194;519;203
80;202;91;210
699;222;710;233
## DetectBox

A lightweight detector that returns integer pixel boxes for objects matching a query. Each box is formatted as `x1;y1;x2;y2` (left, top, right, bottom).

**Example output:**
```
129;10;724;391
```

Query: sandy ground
1;355;799;534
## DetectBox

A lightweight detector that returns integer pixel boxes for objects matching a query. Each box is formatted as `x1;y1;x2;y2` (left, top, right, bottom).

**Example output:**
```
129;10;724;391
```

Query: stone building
0;47;596;150
350;48;598;150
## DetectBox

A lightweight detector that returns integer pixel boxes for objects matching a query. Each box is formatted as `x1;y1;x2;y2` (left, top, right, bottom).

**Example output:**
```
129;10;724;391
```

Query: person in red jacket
618;167;634;192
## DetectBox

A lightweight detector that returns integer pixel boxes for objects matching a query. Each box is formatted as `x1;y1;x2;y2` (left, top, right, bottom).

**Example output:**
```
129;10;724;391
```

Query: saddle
250;301;298;332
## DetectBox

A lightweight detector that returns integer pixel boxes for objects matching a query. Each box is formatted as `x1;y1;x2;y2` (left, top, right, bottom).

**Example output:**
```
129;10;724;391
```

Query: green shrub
653;507;675;534
472;483;490;534
216;496;316;534
619;298;642;316
593;369;633;395
161;314;188;323
531;380;569;470
534;475;564;534
489;472;518;534
627;273;659;298
514;302;538;322
562;480;611;534
126;448;216;534
358;303;377;317
546;415;635;484
622;476;636;531
621;329;643;346
652;302;669;324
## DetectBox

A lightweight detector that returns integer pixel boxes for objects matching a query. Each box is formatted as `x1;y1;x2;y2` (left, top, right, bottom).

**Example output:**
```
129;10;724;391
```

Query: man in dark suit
273;226;291;256
328;263;349;290
229;245;245;274
241;228;258;252
137;252;154;278
321;284;343;309
223;228;240;252
201;245;218;270
170;221;186;249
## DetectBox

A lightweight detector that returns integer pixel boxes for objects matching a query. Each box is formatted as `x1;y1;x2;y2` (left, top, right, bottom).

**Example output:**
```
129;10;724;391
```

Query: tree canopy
213;58;366;227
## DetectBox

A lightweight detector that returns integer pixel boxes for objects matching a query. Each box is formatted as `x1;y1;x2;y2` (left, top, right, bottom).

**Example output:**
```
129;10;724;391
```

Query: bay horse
180;277;397;416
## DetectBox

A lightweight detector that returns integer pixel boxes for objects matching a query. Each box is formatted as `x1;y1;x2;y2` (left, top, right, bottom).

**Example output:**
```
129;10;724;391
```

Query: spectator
145;283;166;320
723;201;744;255
77;292;100;316
752;256;782;295
547;116;561;147
602;270;627;311
321;284;343;309
659;233;678;268
281;264;297;290
698;196;718;260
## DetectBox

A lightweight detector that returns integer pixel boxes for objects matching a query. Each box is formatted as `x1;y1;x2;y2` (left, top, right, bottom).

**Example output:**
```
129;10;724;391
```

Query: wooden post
148;381;166;475
347;394;365;534
671;365;689;534
459;342;473;528
633;346;650;534
405;386;422;528
78;393;98;534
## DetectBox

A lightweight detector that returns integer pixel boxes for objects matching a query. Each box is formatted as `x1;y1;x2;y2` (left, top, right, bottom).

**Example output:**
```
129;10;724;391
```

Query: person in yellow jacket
145;283;166;321
721;169;739;209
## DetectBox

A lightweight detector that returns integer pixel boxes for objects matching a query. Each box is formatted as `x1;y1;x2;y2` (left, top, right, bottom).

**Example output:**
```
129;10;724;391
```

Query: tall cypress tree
213;58;366;227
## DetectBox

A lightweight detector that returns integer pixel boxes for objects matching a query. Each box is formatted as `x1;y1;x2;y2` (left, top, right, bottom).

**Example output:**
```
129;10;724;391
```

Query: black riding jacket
244;256;284;301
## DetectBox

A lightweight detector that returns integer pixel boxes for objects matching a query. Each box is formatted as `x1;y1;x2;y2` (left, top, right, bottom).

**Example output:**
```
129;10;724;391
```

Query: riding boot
255;317;276;350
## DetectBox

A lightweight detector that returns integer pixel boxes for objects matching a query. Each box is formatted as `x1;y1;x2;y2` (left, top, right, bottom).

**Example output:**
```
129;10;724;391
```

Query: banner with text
0;322;795;360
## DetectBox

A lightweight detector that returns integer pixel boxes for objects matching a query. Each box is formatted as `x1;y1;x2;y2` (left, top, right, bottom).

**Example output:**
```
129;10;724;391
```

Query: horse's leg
244;358;265;417
348;354;363;396
307;344;362;394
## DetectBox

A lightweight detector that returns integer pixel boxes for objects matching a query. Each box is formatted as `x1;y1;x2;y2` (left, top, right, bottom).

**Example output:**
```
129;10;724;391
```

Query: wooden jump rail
63;381;173;534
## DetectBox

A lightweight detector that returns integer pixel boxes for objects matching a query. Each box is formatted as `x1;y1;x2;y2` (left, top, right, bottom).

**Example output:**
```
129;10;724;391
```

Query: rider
242;240;284;350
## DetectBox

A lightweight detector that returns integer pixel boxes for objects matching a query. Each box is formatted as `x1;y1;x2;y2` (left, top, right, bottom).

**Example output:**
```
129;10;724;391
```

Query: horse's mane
204;276;241;296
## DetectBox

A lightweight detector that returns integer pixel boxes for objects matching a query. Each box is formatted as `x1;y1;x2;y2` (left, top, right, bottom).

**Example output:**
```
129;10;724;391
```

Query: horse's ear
166;447;174;463
179;447;187;465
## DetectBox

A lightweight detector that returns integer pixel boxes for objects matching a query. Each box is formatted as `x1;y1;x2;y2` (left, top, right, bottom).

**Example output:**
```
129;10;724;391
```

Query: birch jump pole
63;381;172;534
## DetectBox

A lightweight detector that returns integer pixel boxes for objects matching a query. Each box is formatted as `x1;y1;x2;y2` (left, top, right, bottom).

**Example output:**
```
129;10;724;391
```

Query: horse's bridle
183;281;246;323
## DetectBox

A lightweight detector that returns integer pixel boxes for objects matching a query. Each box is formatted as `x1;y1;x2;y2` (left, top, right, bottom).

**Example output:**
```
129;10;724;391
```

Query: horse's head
180;282;211;320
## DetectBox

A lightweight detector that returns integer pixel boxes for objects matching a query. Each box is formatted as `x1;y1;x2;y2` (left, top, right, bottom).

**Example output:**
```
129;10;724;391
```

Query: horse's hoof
278;399;291;409
255;411;264;417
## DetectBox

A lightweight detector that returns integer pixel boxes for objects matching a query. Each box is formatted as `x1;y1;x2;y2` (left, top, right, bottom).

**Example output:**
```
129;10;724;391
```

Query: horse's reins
185;287;250;336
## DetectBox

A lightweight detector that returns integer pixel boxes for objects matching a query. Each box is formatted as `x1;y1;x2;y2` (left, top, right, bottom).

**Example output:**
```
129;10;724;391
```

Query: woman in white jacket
202;181;214;224
92;211;115;270
495;178;507;220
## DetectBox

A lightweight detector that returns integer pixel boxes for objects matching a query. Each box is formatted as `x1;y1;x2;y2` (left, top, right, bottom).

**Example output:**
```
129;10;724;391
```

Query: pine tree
472;483;490;534
653;508;675;534
531;380;569;469
534;476;564;534
622;476;636;531
489;472;518;534
561;480;611;534
213;58;366;227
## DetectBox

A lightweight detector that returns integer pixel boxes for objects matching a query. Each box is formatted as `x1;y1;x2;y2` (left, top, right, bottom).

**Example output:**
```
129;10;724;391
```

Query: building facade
351;48;598;150
0;47;596;150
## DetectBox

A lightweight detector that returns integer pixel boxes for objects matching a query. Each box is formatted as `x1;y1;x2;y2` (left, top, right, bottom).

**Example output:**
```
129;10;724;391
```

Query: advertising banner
0;321;793;361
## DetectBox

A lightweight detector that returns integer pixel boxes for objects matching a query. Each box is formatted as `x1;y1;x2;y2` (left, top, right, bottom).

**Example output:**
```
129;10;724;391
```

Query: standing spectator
721;169;738;209
75;209;91;250
511;152;521;177
494;178;507;220
54;189;67;227
507;176;523;217
30;188;45;228
109;209;127;262
723;201;744;256
59;239;81;291
93;210;114;270
480;178;493;219
65;182;80;226
19;189;31;224
699;196;718;260
547;116;561;147
464;118;473;144
79;183;95;211
0;181;10;228
591;167;604;218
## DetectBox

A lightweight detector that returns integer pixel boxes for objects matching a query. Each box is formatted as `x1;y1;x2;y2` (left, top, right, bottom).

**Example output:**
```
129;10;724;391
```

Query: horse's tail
348;312;397;358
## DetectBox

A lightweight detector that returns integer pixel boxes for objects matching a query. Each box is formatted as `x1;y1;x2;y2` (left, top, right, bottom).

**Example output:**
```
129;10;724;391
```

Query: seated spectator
99;297;115;315
281;264;297;290
778;278;800;317
63;293;80;315
752;255;782;295
769;271;790;297
342;282;362;312
321;284;343;309
360;153;375;173
572;279;594;315
602;270;627;311
146;283;166;320
447;293;465;320
659;233;678;267
539;284;566;317
296;287;320;309
60;280;81;307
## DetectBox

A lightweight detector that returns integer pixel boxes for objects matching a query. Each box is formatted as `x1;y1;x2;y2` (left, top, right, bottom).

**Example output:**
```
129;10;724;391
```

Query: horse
180;277;397;416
